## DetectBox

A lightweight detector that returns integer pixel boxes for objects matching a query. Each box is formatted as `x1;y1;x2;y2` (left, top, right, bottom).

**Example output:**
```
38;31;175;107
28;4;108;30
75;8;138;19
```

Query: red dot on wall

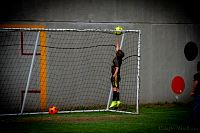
171;76;185;95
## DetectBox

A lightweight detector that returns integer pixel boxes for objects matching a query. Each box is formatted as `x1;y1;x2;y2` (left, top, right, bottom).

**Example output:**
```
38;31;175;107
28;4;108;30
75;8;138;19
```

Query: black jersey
194;72;200;95
111;57;122;77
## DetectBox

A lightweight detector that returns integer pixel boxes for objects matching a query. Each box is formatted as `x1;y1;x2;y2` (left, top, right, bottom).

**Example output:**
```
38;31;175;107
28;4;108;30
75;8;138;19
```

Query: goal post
0;28;141;115
20;31;40;114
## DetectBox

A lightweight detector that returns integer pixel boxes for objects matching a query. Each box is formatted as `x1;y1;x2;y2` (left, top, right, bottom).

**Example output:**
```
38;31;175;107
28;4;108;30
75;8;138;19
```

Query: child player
109;36;124;109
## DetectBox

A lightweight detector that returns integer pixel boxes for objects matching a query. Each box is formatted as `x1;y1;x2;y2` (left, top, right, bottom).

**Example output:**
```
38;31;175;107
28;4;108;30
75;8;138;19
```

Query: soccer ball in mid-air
48;105;58;114
114;26;123;35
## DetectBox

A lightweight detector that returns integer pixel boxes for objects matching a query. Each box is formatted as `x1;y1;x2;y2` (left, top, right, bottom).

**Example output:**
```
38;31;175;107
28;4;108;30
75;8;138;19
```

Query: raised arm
115;36;120;52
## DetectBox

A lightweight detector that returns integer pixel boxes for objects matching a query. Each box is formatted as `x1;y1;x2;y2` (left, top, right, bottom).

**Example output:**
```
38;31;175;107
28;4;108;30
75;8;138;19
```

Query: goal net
0;28;141;115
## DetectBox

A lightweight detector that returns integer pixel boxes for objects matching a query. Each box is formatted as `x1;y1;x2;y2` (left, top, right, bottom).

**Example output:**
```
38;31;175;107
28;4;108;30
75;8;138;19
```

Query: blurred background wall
0;0;200;104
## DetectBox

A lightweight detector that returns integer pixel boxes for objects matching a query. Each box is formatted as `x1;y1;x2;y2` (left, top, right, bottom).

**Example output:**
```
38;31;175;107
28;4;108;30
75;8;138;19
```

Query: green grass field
0;103;199;133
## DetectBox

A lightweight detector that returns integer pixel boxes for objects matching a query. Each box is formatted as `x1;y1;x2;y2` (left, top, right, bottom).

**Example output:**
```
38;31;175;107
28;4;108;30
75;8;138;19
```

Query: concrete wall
1;0;199;23
0;0;200;105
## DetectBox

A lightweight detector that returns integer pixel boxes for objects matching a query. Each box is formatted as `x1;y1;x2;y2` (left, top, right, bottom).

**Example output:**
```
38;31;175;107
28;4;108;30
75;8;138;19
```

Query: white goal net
0;28;141;115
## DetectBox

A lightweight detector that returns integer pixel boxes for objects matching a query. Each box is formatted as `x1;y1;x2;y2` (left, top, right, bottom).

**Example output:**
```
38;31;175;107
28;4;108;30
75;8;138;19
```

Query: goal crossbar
0;28;140;33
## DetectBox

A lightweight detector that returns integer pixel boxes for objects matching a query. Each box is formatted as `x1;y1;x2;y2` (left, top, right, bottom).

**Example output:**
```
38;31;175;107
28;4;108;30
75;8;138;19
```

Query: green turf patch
0;103;199;133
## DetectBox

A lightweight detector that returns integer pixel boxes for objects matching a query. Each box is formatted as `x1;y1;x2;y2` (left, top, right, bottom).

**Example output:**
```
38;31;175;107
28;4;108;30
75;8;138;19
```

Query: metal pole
20;31;40;114
136;30;141;114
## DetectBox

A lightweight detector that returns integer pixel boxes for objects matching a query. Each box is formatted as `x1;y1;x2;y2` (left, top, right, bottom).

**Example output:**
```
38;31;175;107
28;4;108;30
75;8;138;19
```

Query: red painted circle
171;76;185;95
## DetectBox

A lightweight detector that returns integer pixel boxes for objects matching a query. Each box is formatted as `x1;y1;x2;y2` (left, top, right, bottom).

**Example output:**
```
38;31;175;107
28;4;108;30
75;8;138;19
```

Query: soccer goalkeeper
109;36;124;109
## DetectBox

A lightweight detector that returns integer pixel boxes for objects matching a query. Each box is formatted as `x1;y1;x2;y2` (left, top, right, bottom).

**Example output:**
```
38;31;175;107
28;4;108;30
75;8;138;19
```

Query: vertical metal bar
106;34;125;110
106;84;113;110
20;31;40;114
120;33;125;49
136;30;141;114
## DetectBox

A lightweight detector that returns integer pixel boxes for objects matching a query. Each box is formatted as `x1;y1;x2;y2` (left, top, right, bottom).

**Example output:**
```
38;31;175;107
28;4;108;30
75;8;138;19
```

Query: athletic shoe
109;101;117;108
116;101;122;107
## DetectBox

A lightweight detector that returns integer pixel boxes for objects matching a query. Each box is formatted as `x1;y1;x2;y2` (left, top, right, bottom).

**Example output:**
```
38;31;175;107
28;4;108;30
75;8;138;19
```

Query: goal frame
0;28;141;116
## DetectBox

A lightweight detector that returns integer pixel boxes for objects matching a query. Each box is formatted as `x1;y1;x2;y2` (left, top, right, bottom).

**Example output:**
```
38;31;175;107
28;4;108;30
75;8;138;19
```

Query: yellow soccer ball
114;26;123;35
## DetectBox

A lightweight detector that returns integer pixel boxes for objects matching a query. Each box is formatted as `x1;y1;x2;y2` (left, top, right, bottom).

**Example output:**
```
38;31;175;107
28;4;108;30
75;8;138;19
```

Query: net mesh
0;29;140;114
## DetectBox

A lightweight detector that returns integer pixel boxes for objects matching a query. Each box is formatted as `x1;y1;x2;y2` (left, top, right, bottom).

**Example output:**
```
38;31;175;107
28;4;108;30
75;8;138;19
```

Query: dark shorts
111;76;121;88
